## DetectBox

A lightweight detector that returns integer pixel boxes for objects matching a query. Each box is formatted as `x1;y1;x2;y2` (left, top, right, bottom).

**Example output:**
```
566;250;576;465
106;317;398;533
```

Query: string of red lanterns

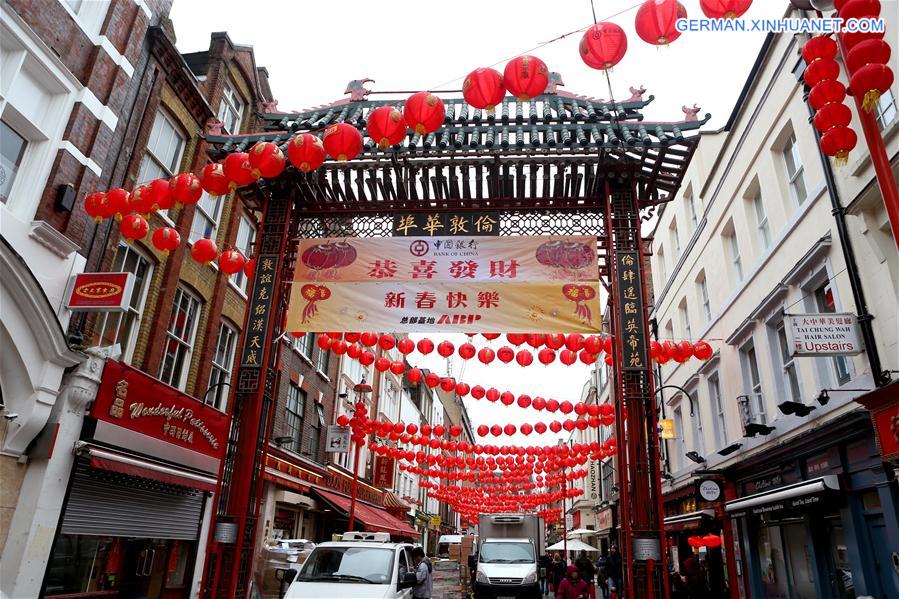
803;36;858;166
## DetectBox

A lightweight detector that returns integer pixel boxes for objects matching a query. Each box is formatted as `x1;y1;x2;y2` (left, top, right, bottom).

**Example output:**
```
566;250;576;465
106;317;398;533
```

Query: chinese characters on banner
393;211;501;237
615;251;648;370
241;255;278;367
287;235;601;333
373;455;396;489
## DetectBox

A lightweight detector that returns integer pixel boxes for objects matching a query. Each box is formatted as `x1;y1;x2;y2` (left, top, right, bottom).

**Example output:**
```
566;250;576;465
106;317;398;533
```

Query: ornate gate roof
205;82;709;217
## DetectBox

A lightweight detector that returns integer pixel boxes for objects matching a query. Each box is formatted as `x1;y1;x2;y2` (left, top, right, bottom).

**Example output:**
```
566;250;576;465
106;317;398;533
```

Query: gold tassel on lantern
834;150;850;168
862;90;881;113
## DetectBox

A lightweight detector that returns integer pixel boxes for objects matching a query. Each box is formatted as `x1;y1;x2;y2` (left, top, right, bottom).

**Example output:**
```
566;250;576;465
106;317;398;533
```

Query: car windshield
297;547;394;584
479;542;535;563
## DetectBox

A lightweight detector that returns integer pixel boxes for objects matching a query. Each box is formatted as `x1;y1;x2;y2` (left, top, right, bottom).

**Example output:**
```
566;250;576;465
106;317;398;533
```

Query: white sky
170;0;775;443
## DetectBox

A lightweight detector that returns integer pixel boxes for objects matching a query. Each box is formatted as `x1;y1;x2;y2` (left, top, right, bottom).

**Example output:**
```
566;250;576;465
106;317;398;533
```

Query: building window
656;246;667;286
692;392;705;456
672;405;684;472
137;110;185;220
752;190;771;251
697;273;711;323
286;383;306;453
316;346;330;375
293;333;315;360
217;79;244;134
670;219;681;255
776;322;802;401
686;193;698;231
0;120;27;204
874;89;897;131
90;244;153;363
310;403;325;458
159;287;201;390
724;229;743;283
232;214;257;292
679;301;692;340
814;281;851;385
189;192;223;244
208;322;237;411
709;374;727;447
741;342;766;424
782;132;807;205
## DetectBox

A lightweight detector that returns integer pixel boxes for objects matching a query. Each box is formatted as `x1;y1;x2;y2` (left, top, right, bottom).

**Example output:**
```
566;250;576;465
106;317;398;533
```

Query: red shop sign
373;455;396;489
66;272;134;311
90;360;228;462
855;381;899;463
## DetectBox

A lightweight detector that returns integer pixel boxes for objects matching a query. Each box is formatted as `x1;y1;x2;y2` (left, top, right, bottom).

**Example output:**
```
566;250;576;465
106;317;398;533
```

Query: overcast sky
170;0;774;443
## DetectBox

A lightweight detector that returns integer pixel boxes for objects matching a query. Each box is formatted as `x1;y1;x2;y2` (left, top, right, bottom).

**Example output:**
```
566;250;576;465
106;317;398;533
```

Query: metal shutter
61;462;205;540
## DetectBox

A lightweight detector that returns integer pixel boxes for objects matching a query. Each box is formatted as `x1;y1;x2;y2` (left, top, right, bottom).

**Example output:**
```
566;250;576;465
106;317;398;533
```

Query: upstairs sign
785;313;863;356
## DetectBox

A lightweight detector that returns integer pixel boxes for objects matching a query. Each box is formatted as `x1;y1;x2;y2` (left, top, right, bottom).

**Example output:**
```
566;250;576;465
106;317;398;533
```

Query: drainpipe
796;60;890;389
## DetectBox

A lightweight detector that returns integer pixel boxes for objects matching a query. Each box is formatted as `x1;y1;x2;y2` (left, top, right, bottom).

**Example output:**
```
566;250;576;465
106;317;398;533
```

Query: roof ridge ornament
345;78;375;101
546;72;565;94
682;103;702;122
624;86;646;103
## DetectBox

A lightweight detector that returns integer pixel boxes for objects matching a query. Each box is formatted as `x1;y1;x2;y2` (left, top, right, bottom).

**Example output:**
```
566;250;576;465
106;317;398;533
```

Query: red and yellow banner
287;235;600;333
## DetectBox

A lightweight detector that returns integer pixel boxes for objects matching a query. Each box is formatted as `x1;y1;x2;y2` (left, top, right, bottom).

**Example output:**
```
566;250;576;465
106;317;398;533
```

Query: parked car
281;532;418;599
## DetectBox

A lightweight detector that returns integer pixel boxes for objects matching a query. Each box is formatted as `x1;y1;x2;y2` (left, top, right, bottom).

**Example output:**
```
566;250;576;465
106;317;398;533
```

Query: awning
725;475;839;517
664;509;716;532
314;489;419;539
78;444;218;492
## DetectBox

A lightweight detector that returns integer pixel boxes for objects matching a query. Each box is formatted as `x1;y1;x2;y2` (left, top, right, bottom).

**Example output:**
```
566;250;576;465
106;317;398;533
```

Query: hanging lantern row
688;534;723;549
803;35;858;166
836;0;893;113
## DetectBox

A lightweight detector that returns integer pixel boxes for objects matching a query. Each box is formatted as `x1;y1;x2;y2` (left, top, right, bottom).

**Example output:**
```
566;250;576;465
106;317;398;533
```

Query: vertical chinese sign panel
241;255;278;368
615;251;649;371
286;235;601;333
373;455;396;489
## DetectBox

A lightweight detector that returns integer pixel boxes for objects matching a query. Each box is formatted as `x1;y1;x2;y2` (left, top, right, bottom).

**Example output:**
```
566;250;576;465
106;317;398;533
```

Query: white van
281;532;419;599
436;534;462;558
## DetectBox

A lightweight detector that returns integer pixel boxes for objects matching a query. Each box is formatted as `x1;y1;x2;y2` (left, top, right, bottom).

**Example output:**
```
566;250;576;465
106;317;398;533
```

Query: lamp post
347;378;372;532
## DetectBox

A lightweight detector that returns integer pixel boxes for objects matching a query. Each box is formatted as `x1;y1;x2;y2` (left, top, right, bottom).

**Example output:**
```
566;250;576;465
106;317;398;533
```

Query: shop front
42;360;228;599
594;506;617;555
727;411;899;599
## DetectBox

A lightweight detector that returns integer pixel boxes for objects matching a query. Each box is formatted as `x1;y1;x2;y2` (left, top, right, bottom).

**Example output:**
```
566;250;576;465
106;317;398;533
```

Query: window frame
207;321;238;411
217;78;245;134
137;109;186;184
189;191;224;245
740;341;766;424
285;383;307;454
686;193;698;231
708;373;727;448
874;89;897;131
751;190;771;251
679;301;692;341
293;333;315;361
159;286;202;391
697;273;711;323
782;132;807;205
670;219;681;255
813;281;851;386
309;403;325;458
0;119;28;205
775;321;802;401
231;213;257;292
725;230;743;283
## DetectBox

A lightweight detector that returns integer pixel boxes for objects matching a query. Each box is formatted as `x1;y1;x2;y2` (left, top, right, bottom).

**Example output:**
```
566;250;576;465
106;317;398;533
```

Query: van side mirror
398;572;417;590
275;567;297;584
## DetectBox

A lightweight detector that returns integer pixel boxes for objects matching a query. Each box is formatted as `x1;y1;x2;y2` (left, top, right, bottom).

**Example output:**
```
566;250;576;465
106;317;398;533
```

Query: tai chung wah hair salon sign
785;313;863;357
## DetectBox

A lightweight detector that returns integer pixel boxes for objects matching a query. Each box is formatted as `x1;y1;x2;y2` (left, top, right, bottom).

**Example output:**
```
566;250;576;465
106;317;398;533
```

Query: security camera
3;413;19;420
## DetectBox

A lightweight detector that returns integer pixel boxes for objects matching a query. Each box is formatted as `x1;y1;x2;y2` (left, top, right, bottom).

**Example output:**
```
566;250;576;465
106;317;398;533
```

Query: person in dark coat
604;545;622;595
538;553;552;596
575;551;596;598
680;557;711;599
550;552;568;593
556;564;590;599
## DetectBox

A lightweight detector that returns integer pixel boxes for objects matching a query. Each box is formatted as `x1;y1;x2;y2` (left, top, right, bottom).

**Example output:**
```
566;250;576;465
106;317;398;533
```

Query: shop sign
785;313;862;356
596;508;614;531
632;538;661;561
659;419;675;439
66;272;134;312
373;455;395;489
587;459;600;501
696;479;723;502
242;255;280;368
326;425;350;453
430;516;442;528
614;252;649;371
90;360;228;461
214;522;238;544
324;469;382;505
565;513;574;530
287;235;601;333
392;211;501;237
870;400;899;462
571;511;581;529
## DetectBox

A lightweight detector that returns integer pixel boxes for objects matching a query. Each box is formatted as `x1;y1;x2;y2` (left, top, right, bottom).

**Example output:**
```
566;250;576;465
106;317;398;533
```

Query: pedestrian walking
680;557;711;599
605;545;622;597
575;550;596;599
595;551;609;599
411;547;433;599
550;552;568;594
538;552;552;596
556;564;590;599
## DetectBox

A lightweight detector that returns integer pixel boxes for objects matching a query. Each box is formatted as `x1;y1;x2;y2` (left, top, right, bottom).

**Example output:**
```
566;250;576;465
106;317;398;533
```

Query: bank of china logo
76;282;122;299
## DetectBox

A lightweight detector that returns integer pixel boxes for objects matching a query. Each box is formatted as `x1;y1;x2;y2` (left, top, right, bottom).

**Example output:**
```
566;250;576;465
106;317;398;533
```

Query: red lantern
366;105;407;150
248;141;286;178
387;361;404;376
693;340;714;361
516;350;533;367
129;184;155;215
559;349;577;365
287;133;326;172
804;58;840;87
322;123;363;161
437;340;455;358
440;377;456;392
379;334;396;351
809;80;846;110
199;163;231;196
579;22;628;70
83;192;107;223
360;350;375;366
838;0;880;20
840;29;884;53
407;367;423;383
504;424;517;436
634;0;686;46
107;188;131;221
579;350;597;365
151;226;180;255
849;63;894;112
503;56;549;101
459;343;476;360
456;382;470;396
244;258;255;279
802;36;838;64
846;38;891;76
119;214;148;242
191;238;219;264
375;357;391;373
497;347;515;363
403;92;445;136
219;250;246;275
223;152;259;189
477;425;489;437
538;348;556;365
397;338;415;355
813;102;852;132
463;67;506;111
699;0;752;19
702;534;723;548
425;373;440;388
417;338;435;355
520;423;533;436
820;126;858;165
170;173;202;206
478;347;496;364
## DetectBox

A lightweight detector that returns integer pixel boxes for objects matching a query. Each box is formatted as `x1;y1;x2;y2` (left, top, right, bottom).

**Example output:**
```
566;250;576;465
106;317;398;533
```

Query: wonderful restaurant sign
286;235;601;333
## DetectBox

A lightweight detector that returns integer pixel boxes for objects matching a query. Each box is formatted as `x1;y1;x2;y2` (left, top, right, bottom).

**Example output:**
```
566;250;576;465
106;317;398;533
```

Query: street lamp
347;378;372;533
